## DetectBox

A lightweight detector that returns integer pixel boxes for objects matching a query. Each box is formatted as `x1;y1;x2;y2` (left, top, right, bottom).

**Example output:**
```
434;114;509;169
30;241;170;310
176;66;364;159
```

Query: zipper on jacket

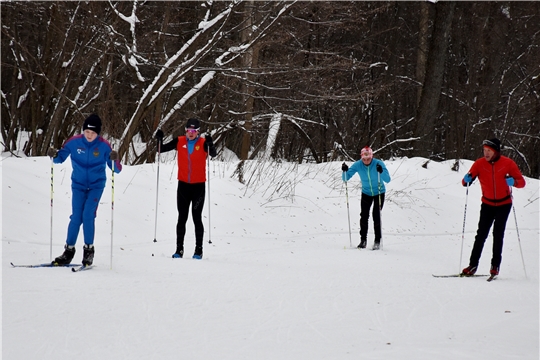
187;153;192;183
491;162;497;206
85;144;91;189
367;164;374;196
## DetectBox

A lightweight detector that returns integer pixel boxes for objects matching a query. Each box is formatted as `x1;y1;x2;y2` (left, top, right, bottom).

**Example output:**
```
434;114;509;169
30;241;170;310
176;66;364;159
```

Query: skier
155;118;216;259
48;114;121;266
342;146;391;250
460;138;526;277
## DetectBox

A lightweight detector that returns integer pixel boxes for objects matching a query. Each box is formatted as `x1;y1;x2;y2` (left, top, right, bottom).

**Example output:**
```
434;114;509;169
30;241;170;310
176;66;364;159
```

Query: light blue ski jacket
342;158;390;196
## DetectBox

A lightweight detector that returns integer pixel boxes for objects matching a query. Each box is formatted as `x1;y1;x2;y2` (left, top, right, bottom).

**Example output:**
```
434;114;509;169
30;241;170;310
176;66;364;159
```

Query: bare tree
414;1;456;159
1;2;116;154
2;1;539;177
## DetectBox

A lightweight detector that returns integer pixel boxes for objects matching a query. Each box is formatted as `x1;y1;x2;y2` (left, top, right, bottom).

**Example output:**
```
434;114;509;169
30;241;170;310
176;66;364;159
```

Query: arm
462;160;479;186
53;139;74;164
203;135;217;157
154;129;178;153
507;160;526;189
100;139;122;174
378;160;391;183
342;161;362;182
160;137;178;153
107;154;122;174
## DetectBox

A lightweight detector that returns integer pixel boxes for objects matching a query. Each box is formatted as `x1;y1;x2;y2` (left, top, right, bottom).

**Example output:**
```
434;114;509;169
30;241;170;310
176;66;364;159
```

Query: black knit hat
83;114;102;135
482;138;501;152
185;118;200;130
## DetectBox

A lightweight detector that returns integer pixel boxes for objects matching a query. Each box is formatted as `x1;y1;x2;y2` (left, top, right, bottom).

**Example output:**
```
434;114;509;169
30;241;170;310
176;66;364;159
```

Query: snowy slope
2;154;538;360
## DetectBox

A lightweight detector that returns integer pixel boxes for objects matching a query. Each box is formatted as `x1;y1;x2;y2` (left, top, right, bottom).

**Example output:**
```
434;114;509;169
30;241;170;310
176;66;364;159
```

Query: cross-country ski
71;265;94;272
432;274;489;278
10;262;81;268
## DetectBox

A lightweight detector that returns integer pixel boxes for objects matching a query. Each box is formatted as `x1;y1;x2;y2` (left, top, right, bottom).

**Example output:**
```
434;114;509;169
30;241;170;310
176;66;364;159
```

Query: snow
2;153;539;360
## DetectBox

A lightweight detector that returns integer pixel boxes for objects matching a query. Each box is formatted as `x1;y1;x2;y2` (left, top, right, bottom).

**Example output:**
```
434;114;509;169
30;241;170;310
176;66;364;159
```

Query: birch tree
1;2;116;154
110;0;295;163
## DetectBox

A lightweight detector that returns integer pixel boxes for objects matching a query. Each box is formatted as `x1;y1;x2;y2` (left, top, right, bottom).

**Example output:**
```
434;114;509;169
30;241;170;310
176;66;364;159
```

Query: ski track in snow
2;155;538;360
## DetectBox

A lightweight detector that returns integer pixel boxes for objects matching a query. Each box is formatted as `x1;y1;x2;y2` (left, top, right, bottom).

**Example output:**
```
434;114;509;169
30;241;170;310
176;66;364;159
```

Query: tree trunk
416;2;430;106
240;1;260;161
415;1;456;157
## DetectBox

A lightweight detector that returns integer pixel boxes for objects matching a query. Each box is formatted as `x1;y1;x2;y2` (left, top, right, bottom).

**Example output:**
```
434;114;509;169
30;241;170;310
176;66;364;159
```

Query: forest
2;1;539;177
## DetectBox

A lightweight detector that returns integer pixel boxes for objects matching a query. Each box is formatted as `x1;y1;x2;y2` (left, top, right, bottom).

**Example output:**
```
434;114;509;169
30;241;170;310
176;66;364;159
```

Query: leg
191;183;206;254
359;193;374;245
490;203;512;270
176;181;191;251
373;193;385;243
65;188;86;246
469;203;496;267
82;188;104;245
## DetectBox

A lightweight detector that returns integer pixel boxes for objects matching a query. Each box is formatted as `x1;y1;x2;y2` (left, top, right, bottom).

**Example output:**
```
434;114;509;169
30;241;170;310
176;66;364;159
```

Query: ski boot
193;246;203;260
461;265;477;277
82;244;95;266
52;245;76;266
172;247;184;259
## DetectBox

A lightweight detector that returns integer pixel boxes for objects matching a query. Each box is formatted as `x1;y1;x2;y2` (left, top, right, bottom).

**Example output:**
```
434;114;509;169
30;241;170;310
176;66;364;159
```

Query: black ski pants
360;192;385;243
176;181;205;251
469;202;512;269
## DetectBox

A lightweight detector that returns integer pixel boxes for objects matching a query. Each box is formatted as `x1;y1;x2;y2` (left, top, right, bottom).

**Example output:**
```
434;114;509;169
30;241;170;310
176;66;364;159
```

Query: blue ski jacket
342;158;391;196
54;134;122;190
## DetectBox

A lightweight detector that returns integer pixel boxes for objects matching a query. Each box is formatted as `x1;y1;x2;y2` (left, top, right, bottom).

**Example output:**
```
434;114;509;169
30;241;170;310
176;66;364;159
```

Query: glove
376;164;383;173
341;163;348;172
203;134;217;157
47;148;57;158
463;173;473;184
155;129;164;141
506;177;514;187
110;150;119;161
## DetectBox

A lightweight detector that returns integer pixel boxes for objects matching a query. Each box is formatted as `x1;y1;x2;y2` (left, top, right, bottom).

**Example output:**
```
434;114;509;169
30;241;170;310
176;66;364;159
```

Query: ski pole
510;188;527;279
50;155;54;262
153;140;161;243
207;152;212;244
110;147;115;270
378;171;383;250
459;181;470;273
344;174;352;248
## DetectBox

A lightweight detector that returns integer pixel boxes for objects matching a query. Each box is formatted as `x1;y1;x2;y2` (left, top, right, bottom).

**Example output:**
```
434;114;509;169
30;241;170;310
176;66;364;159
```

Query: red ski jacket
463;155;525;206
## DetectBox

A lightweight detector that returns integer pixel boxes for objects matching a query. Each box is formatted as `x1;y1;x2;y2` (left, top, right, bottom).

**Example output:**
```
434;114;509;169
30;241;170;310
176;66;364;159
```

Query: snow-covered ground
2;152;538;359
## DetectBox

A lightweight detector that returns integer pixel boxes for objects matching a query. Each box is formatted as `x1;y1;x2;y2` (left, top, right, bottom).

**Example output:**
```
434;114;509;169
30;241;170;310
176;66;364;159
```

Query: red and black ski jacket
463;155;526;206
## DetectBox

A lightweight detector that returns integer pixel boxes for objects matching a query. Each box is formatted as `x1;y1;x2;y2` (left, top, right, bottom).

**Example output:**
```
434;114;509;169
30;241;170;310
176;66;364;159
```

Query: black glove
204;134;217;157
341;163;348;172
205;134;214;147
376;164;383;173
155;129;164;141
110;150;119;161
47;147;57;158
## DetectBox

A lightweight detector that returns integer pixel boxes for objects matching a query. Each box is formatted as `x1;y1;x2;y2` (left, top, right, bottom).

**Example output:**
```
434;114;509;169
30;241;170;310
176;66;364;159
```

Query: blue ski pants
65;187;104;246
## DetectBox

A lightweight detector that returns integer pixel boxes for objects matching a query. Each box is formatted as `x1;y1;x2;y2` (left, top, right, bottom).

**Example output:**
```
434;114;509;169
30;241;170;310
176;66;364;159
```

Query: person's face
361;156;372;165
483;146;495;161
186;128;199;140
84;129;98;142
